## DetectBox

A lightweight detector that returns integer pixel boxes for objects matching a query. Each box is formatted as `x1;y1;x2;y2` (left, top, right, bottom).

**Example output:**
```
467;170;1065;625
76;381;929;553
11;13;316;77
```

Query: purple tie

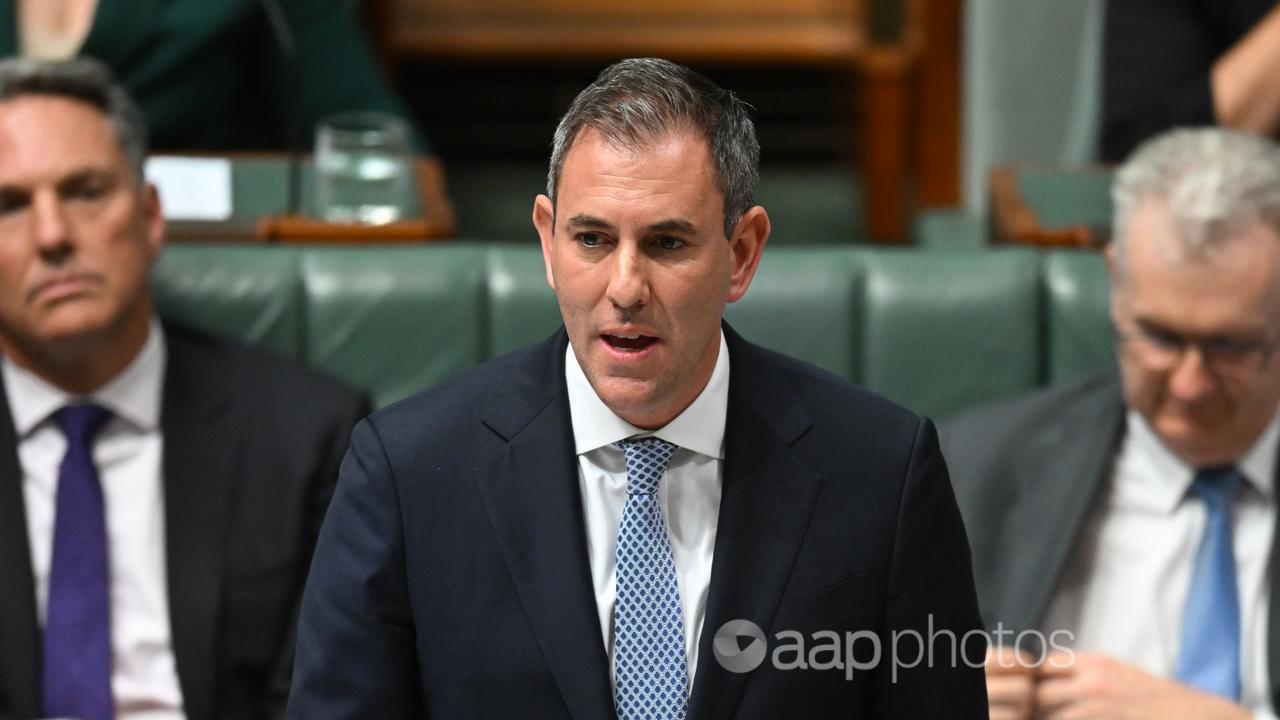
43;403;115;720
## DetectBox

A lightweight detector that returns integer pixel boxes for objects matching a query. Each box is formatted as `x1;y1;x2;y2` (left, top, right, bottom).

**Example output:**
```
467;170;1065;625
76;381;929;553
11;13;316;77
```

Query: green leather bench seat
1044;251;1112;384
152;245;303;360
151;244;1115;417
302;246;488;409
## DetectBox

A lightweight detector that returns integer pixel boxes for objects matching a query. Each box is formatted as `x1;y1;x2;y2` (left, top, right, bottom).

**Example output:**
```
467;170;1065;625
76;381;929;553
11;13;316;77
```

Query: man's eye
656;235;684;251
68;184;107;201
1204;337;1261;361
576;232;604;248
0;191;29;216
1142;327;1182;349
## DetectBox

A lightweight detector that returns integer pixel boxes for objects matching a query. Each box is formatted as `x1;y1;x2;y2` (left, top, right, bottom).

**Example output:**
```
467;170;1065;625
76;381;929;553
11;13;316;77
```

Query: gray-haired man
944;127;1280;720
291;57;988;718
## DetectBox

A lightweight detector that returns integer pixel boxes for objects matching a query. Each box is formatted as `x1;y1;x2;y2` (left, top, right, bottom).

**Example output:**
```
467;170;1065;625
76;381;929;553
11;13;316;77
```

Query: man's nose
31;191;72;253
606;245;650;312
1167;345;1217;401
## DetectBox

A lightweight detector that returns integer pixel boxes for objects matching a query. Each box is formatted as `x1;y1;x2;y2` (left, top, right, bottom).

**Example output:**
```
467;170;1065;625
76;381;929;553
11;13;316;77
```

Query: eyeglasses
1115;321;1278;376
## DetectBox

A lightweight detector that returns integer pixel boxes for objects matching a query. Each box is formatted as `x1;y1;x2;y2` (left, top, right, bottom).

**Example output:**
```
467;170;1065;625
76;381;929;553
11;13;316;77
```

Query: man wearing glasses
943;126;1280;720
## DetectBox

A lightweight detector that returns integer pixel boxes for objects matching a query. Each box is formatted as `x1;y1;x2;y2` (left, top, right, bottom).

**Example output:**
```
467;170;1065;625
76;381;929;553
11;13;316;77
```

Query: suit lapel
472;327;823;719
160;330;238;720
688;327;821;720
1001;383;1124;632
0;380;41;717
472;331;615;720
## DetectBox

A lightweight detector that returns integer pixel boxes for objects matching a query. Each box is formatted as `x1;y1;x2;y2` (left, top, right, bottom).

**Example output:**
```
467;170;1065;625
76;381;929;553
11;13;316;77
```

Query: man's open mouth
603;333;658;352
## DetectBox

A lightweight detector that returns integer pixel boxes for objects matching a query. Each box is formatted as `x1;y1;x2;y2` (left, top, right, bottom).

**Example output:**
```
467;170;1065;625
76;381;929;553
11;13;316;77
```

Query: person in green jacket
2;0;427;152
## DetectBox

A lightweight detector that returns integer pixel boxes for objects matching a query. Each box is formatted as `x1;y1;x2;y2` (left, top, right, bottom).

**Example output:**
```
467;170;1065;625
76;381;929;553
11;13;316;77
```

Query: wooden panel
401;0;854;16
858;0;922;244
387;0;929;243
390;0;867;62
914;0;960;207
861;47;913;242
392;28;864;63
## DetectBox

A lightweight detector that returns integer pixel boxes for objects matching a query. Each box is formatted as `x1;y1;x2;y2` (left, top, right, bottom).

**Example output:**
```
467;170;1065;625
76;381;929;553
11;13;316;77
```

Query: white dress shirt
1042;410;1278;719
2;318;186;719
566;332;728;688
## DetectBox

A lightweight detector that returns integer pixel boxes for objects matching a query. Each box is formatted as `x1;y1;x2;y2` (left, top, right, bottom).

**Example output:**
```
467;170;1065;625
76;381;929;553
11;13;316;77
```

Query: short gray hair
1112;127;1280;273
0;57;148;183
547;58;760;239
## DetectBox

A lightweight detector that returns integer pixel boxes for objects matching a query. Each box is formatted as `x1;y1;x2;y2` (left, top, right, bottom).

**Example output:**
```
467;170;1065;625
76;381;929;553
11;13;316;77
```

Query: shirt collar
1;316;166;436
565;330;728;460
1124;407;1277;512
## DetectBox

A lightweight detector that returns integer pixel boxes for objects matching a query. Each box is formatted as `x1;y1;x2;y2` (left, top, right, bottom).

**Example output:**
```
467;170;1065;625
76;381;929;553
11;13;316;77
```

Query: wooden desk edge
988;165;1100;250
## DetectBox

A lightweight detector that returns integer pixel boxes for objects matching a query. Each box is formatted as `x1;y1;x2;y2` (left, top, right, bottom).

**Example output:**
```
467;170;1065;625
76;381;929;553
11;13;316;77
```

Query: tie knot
616;437;676;495
53;403;113;446
1191;466;1243;509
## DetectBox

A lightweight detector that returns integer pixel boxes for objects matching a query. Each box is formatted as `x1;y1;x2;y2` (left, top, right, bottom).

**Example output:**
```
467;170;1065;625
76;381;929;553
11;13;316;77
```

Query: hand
1033;651;1250;720
986;647;1037;720
1212;2;1280;135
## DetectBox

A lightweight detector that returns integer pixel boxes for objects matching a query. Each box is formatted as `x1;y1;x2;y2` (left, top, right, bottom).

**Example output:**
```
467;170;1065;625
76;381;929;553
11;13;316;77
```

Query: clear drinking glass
313;111;411;224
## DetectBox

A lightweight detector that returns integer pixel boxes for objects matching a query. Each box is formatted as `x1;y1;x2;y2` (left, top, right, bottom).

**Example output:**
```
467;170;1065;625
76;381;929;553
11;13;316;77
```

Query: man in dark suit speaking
291;57;988;719
0;58;369;720
943;127;1280;719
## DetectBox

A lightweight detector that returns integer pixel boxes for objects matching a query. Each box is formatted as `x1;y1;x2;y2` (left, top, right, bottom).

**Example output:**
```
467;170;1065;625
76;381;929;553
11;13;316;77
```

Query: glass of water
314;112;411;224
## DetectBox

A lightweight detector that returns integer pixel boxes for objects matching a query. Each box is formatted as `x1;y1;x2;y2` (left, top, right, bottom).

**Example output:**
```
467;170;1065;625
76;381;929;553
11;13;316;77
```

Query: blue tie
614;437;687;720
43;403;115;720
1175;466;1243;701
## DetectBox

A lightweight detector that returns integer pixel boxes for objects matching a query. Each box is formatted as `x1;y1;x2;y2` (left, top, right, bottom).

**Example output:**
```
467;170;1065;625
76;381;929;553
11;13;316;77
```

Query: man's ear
533;194;556;290
142;182;166;258
726;205;770;303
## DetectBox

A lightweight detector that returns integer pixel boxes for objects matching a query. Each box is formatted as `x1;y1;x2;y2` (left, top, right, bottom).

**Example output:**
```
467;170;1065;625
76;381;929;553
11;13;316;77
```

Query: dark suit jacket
290;325;988;718
0;324;370;720
940;373;1280;709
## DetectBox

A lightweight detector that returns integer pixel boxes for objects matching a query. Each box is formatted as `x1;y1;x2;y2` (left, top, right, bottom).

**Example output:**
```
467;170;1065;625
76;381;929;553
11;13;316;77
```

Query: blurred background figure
0;57;369;719
944;127;1280;720
1104;0;1280;163
1;0;427;152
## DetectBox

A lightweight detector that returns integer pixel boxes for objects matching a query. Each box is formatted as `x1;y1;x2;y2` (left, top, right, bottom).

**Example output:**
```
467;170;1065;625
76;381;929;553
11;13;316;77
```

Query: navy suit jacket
291;325;988;718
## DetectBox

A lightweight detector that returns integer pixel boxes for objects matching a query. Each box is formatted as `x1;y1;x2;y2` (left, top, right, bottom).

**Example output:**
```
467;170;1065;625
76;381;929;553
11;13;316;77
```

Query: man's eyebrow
563;215;698;234
57;167;117;188
645;218;698;235
566;214;613;230
1134;315;1263;341
1132;317;1191;339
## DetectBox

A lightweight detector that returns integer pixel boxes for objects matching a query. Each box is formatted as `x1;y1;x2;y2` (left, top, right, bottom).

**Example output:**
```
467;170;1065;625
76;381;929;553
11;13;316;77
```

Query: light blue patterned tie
1175;466;1243;700
614;437;687;720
